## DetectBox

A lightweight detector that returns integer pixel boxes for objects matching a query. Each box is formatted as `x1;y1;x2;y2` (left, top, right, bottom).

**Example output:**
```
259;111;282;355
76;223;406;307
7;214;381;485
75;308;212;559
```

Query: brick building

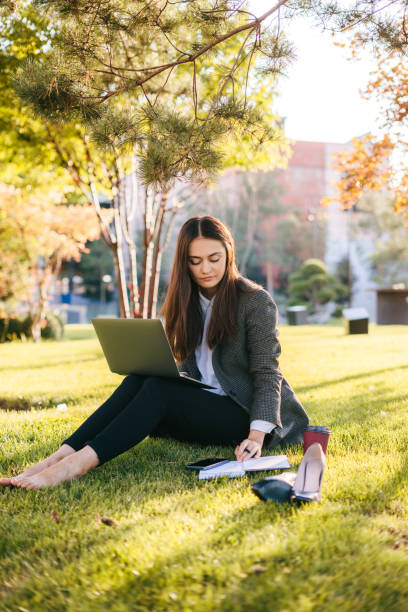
264;138;378;320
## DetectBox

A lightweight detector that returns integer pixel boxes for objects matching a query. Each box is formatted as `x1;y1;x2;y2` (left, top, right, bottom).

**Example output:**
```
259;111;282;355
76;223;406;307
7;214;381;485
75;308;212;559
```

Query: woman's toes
0;477;12;485
23;474;48;489
20;477;40;490
15;476;34;489
10;476;26;487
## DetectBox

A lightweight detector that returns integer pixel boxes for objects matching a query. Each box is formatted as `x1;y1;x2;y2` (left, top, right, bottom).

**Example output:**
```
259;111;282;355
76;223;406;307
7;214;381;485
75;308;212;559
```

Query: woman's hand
235;430;265;462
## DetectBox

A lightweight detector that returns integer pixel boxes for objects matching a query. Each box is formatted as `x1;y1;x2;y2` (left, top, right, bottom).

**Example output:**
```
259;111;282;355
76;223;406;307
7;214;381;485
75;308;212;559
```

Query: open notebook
198;455;291;480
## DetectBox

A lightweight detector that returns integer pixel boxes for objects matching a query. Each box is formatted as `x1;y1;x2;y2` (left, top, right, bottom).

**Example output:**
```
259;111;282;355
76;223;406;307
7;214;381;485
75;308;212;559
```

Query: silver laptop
91;318;214;389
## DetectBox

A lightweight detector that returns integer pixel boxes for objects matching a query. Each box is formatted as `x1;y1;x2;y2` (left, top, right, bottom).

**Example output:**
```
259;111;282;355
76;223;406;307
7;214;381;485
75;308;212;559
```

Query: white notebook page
198;455;291;480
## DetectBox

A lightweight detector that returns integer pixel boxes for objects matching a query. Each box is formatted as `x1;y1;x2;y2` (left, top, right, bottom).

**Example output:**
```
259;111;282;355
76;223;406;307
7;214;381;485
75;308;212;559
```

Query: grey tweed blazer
179;279;309;449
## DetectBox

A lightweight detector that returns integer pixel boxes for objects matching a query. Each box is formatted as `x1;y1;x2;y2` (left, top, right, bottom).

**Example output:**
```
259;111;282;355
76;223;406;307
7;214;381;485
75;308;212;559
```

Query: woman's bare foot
15;446;100;490
0;444;75;487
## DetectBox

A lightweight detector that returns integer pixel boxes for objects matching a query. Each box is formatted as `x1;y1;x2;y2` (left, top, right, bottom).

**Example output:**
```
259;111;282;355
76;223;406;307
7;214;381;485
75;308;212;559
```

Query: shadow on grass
1;438;408;610
63;453;408;611
0;354;103;373
219;516;408;611
0;396;79;412
311;391;408;426
0;397;31;411
0;385;117;412
33;455;408;612
357;450;408;515
0;470;299;609
222;454;408;611
299;373;408;445
297;363;408;394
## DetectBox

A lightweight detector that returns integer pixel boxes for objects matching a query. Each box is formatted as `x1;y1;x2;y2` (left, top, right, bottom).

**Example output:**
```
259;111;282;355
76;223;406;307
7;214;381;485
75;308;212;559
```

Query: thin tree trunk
128;243;140;316
139;187;151;310
111;173;131;318
150;198;178;319
150;250;163;320
148;192;167;318
128;160;141;316
141;187;162;318
142;238;154;319
116;159;141;317
111;240;129;318
31;267;48;343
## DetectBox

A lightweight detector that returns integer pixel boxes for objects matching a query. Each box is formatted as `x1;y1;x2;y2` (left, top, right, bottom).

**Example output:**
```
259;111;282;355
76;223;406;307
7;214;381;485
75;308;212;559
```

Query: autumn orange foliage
325;35;408;222
0;183;110;340
322;134;394;210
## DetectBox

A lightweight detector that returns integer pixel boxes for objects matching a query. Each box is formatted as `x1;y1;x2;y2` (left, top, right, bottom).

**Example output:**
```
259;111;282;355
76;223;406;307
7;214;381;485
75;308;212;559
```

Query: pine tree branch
118;29;135;69
152;62;176;107
61;0;289;107
211;27;255;114
157;18;190;57
140;82;156;112
84;0;102;48
339;0;400;32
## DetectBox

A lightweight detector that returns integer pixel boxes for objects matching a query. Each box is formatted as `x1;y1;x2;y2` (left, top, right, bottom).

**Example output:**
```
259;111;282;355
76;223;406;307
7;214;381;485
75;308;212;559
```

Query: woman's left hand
235;430;265;461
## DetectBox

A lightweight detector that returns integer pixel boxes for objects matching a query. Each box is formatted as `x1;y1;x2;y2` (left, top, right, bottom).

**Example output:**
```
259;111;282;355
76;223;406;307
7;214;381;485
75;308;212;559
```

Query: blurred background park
1;0;408;342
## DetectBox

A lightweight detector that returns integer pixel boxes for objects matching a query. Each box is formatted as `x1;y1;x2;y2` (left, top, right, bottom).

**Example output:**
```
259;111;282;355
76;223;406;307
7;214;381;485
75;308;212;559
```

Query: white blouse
195;293;275;435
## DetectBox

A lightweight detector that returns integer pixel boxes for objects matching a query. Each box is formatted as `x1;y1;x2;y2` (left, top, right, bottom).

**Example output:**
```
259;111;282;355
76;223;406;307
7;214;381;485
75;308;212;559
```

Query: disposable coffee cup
303;425;331;455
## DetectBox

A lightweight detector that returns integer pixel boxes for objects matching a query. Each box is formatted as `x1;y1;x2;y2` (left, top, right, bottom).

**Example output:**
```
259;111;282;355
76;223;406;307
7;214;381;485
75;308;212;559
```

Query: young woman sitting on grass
1;216;309;490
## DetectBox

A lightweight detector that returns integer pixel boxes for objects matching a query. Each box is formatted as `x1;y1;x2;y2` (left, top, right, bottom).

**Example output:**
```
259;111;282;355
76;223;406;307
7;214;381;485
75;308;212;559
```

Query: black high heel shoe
251;443;326;503
251;471;297;502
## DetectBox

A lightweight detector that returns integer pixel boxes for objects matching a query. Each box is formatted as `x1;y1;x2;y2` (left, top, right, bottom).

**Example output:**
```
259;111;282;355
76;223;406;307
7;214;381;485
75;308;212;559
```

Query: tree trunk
120;164;140;317
150;250;163;319
111;241;130;318
30;267;48;343
142;239;154;319
128;242;140;316
148;192;167;318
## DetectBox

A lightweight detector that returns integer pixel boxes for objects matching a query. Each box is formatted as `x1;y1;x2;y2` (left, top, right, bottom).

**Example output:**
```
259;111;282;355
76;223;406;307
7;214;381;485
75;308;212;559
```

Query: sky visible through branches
251;0;383;143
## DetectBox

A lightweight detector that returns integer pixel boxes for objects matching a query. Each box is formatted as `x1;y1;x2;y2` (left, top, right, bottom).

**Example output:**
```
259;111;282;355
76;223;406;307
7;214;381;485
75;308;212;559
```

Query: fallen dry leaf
96;513;117;527
50;510;60;524
249;564;267;574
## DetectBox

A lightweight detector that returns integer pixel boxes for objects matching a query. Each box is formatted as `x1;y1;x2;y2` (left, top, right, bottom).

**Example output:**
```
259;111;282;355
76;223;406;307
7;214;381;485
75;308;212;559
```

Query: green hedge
0;312;64;342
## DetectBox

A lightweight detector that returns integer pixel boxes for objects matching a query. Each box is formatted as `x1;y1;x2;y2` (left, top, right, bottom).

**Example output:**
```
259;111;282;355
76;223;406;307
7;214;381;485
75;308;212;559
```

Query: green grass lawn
1;323;408;611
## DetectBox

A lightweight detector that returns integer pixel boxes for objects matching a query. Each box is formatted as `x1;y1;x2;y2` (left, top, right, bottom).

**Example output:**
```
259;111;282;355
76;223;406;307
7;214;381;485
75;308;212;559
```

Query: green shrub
0;312;64;342
287;258;349;314
41;312;64;340
332;304;345;318
0;315;28;342
316;287;337;303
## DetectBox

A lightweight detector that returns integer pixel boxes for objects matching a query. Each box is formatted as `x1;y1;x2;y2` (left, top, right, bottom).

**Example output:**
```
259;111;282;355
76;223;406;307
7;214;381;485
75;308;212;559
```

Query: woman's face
187;237;227;298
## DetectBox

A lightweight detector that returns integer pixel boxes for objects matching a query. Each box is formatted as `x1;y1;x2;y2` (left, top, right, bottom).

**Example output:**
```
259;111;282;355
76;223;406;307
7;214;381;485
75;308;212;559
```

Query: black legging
62;375;250;465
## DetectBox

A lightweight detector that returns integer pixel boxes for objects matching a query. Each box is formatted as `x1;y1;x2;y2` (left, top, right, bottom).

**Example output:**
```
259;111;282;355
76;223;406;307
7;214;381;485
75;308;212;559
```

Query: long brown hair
161;216;241;362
